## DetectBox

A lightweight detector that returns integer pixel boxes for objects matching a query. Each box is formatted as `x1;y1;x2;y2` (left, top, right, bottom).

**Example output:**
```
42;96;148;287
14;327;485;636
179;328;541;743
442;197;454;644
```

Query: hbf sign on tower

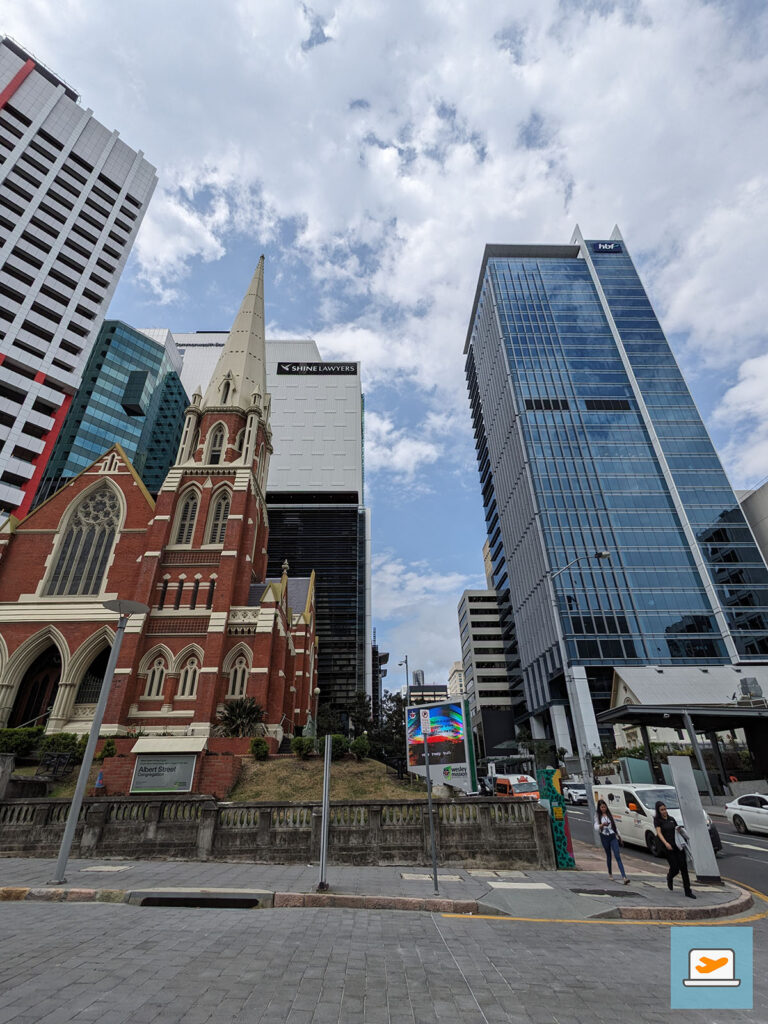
591;241;623;253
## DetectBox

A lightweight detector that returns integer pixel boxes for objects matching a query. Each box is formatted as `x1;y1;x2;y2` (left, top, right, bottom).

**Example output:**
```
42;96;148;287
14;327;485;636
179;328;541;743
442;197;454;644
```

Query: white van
592;784;722;856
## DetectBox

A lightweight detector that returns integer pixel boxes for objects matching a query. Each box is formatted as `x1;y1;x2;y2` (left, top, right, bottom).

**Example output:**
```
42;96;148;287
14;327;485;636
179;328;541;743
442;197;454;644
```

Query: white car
563;784;587;805
725;793;768;835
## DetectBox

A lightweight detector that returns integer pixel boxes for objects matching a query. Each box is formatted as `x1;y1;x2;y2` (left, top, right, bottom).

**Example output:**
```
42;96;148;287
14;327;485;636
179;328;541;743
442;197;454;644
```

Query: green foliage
96;738;117;761
316;704;346;736
367;691;407;762
319;734;349;760
215;697;265;738
350;735;370;761
250;737;270;761
0;727;44;757
38;732;87;760
349;692;372;738
291;736;315;760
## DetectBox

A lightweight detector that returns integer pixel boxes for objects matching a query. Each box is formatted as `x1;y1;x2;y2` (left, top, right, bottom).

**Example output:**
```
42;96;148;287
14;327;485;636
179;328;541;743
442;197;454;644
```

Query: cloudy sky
6;0;768;689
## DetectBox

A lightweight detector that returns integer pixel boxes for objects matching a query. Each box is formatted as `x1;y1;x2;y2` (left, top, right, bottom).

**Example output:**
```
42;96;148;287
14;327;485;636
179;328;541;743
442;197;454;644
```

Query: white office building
0;37;156;517
458;589;524;757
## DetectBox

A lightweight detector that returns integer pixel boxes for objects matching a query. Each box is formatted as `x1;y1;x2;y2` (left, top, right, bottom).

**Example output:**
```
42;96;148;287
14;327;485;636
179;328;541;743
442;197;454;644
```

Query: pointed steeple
203;256;267;412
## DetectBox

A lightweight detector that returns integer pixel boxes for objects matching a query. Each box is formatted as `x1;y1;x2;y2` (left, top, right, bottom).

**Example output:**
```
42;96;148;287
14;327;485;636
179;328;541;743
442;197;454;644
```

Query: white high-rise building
0;37;156;517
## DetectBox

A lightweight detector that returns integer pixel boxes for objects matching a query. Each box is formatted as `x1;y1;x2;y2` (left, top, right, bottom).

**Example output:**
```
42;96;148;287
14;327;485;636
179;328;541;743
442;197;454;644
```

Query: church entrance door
8;646;63;729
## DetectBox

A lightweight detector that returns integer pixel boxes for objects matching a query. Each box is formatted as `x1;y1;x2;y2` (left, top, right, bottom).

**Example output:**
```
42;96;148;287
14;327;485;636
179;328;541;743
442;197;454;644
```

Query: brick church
0;259;318;790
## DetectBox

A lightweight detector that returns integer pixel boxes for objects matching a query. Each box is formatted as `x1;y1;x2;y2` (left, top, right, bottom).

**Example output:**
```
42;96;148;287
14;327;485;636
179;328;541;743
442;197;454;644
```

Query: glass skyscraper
465;228;768;754
35;321;188;503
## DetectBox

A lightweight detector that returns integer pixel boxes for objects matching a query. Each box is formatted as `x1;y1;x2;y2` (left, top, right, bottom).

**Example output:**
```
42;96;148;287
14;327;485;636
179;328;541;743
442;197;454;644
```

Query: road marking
721;840;768;852
487;881;552;890
401;873;461;881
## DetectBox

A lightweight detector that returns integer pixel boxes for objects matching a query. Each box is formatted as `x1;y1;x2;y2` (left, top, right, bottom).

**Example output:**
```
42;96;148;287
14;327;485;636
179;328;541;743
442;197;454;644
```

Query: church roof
248;576;313;615
202;256;267;412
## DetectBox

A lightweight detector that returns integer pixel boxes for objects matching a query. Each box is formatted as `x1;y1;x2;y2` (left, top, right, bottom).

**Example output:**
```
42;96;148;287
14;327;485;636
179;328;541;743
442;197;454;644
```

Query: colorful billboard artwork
405;700;478;794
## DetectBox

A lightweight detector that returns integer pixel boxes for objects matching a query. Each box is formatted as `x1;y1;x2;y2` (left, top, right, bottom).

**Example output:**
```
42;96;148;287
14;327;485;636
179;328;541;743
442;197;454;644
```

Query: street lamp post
398;655;409;703
548;551;610;845
49;598;148;884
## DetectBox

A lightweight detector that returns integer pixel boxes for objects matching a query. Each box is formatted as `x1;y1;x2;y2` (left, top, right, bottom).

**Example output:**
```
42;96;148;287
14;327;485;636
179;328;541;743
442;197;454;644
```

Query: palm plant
215;697;265;738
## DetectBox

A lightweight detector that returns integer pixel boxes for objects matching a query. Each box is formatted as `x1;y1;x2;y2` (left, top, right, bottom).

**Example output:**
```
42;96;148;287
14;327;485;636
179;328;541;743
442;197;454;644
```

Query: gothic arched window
228;656;248;698
206;491;231;545
208;425;226;465
174;490;199;545
221;380;230;404
45;484;121;597
144;657;166;698
177;657;199;698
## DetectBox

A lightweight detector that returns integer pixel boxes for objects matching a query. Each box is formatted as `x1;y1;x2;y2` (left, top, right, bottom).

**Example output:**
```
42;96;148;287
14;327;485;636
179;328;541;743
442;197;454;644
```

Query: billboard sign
406;700;478;794
276;362;358;375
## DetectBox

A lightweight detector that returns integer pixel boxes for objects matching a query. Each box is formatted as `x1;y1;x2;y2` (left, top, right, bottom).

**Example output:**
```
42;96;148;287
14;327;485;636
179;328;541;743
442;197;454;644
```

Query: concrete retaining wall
0;795;556;869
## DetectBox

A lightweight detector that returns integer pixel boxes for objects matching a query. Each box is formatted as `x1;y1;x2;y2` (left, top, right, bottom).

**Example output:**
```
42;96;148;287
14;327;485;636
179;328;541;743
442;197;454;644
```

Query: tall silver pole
420;709;439;895
49;614;129;884
317;733;332;891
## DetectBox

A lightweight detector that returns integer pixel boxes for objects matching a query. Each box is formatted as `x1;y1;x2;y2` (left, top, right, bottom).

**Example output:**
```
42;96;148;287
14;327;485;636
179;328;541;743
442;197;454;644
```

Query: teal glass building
35;321;188;503
465;229;768;752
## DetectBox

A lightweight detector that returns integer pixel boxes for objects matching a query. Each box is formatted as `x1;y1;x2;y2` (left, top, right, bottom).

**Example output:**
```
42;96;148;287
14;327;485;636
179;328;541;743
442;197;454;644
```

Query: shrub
319;734;349;761
349;736;370;761
291;736;315;760
38;732;87;760
250;737;270;761
96;738;117;761
0;727;44;758
215;697;266;738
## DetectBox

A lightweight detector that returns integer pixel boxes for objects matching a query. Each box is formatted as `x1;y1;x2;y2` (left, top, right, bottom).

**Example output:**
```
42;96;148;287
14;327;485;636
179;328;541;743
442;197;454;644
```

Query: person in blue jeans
594;798;630;884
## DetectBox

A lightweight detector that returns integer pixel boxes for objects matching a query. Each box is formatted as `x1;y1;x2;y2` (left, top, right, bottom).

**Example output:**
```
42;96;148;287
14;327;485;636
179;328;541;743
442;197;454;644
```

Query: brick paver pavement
0;902;764;1024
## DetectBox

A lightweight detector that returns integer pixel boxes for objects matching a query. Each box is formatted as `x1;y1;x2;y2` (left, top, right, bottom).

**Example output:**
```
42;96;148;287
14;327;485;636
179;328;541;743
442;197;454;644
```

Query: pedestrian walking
594;798;630;884
654;801;696;899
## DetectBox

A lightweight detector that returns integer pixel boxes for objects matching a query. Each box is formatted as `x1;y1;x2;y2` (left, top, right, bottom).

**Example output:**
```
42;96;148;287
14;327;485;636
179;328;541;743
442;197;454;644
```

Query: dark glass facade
465;234;768;747
266;500;368;720
35;322;188;503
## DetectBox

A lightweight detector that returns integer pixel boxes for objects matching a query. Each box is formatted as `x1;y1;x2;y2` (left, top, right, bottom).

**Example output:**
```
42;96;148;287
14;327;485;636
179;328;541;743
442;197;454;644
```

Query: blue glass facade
465;234;768;746
36;321;188;502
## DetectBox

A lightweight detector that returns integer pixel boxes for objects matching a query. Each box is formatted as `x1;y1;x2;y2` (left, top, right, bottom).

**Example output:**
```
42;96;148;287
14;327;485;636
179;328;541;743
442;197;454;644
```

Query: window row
143;655;250;699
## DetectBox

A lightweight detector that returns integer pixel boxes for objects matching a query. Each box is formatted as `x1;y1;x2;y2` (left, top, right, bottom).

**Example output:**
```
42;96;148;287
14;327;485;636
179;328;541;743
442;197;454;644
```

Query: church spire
203;256;267;412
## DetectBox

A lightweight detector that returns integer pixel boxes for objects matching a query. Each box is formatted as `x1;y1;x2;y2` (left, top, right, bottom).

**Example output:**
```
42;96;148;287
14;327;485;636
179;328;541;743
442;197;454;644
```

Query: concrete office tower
412;668;425;688
0;38;157;518
447;661;466;699
458;590;524;757
153;331;370;722
737;483;768;568
465;228;768;755
34;322;188;504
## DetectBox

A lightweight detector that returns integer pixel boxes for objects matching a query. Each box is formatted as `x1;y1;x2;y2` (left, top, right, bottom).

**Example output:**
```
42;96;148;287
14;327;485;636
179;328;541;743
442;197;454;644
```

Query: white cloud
364;412;441;482
371;552;483;687
713;353;768;486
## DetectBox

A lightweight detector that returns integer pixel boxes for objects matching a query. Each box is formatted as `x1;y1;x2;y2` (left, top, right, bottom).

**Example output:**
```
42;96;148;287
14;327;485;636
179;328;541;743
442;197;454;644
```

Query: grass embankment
24;758;425;803
229;756;426;803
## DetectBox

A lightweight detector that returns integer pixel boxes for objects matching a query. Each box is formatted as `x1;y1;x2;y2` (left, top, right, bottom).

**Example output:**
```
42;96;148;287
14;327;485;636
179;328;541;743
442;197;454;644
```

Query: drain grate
570;888;645;899
137;894;262;909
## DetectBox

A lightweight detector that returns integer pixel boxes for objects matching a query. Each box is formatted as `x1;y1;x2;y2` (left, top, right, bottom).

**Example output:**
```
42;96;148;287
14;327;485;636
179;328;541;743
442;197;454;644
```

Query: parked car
725;793;768;834
563;783;587;805
592;783;722;857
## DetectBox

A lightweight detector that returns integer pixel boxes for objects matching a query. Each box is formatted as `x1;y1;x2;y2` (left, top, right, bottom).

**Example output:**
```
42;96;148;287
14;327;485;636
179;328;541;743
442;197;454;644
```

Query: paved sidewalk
0;840;757;922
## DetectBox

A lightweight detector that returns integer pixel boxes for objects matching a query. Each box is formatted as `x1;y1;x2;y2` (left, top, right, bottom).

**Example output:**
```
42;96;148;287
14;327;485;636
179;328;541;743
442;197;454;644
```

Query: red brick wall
99;736;274;799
